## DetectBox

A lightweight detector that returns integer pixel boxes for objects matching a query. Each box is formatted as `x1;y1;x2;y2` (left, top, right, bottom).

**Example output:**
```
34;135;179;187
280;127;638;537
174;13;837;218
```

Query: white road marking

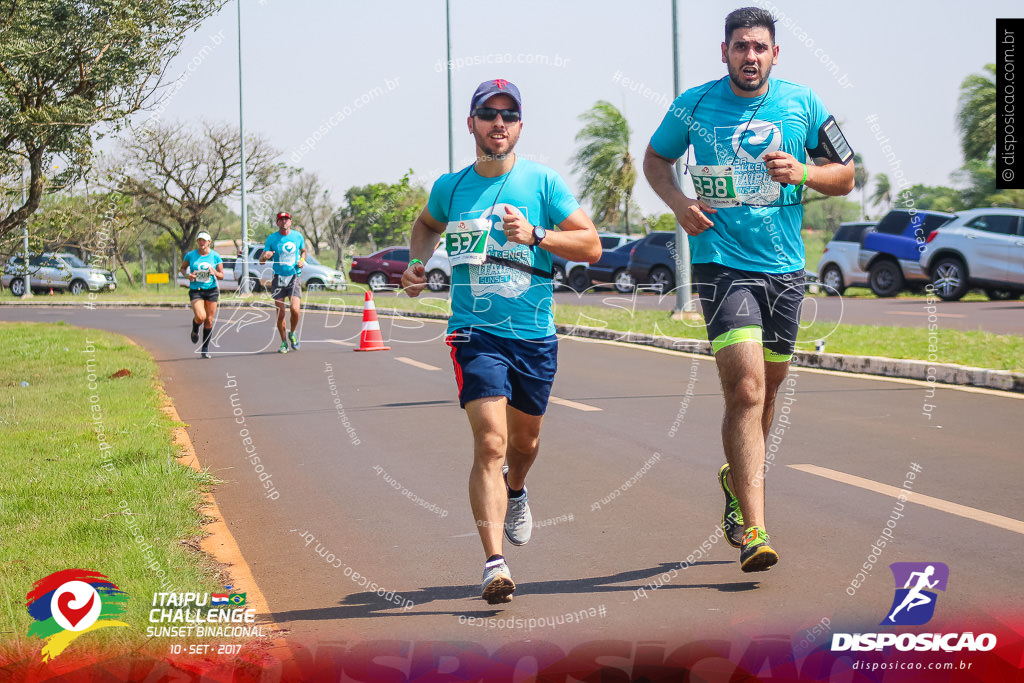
325;340;356;347
548;396;602;412
887;311;966;318
395;356;441;371
790;463;1024;535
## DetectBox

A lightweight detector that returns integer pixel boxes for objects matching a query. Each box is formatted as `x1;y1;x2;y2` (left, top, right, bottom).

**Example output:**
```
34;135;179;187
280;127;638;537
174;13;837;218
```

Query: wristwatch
532;226;547;246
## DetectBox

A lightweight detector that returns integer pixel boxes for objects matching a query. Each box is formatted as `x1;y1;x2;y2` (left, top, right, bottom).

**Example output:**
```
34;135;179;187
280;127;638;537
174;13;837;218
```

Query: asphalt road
4;303;1022;654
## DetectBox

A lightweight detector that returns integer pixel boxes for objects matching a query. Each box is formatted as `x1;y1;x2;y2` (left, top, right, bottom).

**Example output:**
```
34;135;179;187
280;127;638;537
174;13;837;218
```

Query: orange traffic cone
354;290;390;352
48;287;54;295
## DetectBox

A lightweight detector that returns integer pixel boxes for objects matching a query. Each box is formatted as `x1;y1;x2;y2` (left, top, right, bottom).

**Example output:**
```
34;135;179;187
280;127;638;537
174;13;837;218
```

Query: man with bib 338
402;79;601;603
644;7;855;572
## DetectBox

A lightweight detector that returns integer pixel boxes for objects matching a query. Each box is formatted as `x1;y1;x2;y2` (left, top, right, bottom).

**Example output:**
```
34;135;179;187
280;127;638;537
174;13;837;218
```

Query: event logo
26;569;130;662
731;120;782;163
883;562;949;626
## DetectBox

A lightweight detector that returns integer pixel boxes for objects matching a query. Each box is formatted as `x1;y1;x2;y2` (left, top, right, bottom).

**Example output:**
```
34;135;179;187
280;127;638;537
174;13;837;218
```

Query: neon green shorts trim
711;325;793;362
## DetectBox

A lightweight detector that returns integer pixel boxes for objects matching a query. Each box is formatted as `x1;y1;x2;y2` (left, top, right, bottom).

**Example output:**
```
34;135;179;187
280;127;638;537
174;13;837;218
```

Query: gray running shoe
481;557;515;604
503;465;532;546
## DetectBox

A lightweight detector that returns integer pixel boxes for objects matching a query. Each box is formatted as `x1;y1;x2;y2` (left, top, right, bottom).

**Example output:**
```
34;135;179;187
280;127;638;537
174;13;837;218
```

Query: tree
904;184;964;213
870;173;892;211
111;120;280;262
570;101;637;234
852;153;869;220
957;64;996;164
801;193;860;237
336;171;426;255
20;189;147;284
0;0;227;240
256;168;333;257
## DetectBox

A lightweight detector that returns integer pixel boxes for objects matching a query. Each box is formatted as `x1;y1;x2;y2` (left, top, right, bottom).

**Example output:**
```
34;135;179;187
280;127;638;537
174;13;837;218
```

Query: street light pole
237;0;251;292
446;0;454;173
21;157;31;297
671;0;693;314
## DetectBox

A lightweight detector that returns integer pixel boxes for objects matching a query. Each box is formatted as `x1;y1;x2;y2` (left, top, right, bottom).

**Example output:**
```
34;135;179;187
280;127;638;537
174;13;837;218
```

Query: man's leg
761;359;791;436
715;341;769;530
289;294;301;332
505;406;543;491
465;396;509;559
274;299;288;342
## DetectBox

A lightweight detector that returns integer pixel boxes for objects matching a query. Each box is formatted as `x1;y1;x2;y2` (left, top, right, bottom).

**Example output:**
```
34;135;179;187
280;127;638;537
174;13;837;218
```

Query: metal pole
446;0;454;173
671;0;693;313
237;0;251;292
21;157;31;297
140;243;147;289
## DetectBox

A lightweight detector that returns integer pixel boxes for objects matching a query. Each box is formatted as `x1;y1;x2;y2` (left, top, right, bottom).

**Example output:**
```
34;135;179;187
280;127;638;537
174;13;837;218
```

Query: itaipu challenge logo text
26;569;130;662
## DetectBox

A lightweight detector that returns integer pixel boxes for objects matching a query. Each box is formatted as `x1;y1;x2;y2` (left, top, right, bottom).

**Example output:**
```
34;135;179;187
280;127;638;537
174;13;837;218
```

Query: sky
136;0;1018;225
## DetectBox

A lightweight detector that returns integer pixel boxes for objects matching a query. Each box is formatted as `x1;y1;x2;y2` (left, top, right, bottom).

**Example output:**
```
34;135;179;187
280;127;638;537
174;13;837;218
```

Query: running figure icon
887;565;939;623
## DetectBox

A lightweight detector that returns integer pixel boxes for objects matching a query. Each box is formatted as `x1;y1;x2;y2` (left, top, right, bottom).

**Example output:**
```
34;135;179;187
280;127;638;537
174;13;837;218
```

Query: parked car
816;221;877;295
627;232;678;293
175;255;241;291
238;244;347;292
858;209;955;297
554;232;640;292
921;208;1024;301
424;243;451;292
349;246;409;291
2;252;117;296
587;240;640;293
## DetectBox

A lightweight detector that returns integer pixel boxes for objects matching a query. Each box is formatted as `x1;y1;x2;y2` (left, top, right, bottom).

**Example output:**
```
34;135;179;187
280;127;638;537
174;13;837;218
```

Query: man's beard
474;127;519;160
728;61;772;93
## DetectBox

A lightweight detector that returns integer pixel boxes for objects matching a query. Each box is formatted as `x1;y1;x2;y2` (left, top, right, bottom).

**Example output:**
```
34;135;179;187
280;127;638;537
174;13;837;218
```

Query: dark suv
858;209;954;297
627;232;678;293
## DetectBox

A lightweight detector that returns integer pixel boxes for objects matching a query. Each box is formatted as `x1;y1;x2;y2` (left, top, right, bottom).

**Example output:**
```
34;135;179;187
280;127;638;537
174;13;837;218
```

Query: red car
349;246;410;291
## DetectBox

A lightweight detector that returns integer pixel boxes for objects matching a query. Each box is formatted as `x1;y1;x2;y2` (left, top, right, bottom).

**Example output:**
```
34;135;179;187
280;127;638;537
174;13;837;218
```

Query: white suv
816;221;876;295
921;208;1024;301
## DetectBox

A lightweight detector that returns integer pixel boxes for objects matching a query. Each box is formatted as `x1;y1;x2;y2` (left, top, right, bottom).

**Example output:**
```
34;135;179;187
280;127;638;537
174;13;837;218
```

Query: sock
201;326;212;351
486;554;504;564
191;320;200;334
507;486;525;499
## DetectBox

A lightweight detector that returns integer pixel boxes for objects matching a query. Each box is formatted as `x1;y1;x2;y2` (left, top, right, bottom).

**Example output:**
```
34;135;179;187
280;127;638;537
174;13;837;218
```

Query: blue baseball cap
470;79;522;115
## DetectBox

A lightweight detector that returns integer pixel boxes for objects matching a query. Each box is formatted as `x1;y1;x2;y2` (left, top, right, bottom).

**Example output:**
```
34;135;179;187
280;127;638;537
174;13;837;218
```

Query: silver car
816;221;876;295
2;252;117;296
920;208;1024;301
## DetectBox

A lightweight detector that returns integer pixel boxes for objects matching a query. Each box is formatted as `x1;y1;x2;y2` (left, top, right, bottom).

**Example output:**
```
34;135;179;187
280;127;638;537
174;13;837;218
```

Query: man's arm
401;207;446;297
502;206;602;263
643;144;717;236
763;151;855;196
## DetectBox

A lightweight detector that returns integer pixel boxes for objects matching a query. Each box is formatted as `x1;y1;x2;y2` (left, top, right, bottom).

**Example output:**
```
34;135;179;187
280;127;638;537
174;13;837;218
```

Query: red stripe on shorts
445;333;463;394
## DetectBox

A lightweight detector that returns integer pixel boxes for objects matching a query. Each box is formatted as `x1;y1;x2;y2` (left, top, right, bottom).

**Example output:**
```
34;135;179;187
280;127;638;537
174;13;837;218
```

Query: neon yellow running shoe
719;464;744;548
740;526;779;573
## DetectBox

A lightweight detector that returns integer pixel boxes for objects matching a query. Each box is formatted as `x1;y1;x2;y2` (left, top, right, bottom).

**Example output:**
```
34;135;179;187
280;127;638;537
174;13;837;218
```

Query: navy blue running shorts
445;327;558;416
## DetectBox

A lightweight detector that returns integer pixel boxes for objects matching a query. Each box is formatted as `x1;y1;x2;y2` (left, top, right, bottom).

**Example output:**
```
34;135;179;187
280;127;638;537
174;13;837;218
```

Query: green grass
0;322;222;658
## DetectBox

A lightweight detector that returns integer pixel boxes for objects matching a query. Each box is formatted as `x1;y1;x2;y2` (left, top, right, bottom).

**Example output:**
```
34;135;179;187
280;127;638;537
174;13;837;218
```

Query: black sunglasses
472;107;521;123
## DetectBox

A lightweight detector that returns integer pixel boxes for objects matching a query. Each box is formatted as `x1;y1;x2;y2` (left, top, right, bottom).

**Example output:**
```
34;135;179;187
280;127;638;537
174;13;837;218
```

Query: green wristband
797;164;808;186
408;258;423;267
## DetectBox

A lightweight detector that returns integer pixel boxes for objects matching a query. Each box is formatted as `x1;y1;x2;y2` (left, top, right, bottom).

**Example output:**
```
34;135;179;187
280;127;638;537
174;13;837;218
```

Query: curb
4;300;1022;393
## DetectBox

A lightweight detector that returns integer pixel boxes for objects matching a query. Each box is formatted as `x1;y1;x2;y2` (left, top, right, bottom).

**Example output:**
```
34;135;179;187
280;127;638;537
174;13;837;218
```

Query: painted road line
325;340;356;347
548;396;602;412
790;463;1024;535
887;311;966;318
396;357;441;371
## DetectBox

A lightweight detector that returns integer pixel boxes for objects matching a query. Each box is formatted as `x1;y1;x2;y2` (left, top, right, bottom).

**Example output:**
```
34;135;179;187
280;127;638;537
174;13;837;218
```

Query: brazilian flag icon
228;593;247;606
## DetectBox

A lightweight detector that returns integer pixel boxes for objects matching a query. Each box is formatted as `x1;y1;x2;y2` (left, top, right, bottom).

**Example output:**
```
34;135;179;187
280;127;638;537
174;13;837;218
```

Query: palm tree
570;101;637;234
957;64;996;163
853;153;868;219
870;173;892;211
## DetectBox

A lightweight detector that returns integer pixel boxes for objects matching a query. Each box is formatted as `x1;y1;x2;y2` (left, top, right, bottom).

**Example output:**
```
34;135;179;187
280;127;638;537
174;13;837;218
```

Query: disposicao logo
26;569;130;662
831;562;997;653
883;562;948;626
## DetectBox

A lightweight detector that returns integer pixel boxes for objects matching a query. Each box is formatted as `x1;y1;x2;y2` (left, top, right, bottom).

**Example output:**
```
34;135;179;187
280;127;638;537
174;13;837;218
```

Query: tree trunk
116;251;135;286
